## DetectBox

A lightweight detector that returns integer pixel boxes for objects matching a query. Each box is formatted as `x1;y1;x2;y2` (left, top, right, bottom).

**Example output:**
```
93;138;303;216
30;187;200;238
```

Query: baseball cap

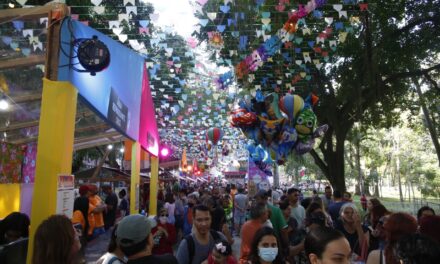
88;184;98;194
116;214;157;247
78;185;89;196
255;189;269;199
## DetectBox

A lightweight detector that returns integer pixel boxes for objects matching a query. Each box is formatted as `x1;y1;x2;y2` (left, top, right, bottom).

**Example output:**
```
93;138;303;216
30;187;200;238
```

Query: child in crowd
204;239;237;264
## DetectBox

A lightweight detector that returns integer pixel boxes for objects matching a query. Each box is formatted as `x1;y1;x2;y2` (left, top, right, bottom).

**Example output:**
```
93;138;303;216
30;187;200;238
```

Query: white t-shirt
165;202;176;218
96;252;126;264
290;204;306;229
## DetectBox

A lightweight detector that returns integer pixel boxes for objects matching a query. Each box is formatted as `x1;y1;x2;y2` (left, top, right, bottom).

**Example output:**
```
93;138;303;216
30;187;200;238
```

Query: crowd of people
1;182;440;264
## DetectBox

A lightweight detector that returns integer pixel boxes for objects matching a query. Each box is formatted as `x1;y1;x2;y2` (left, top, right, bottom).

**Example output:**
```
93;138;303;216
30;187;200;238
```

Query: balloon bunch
230;90;328;166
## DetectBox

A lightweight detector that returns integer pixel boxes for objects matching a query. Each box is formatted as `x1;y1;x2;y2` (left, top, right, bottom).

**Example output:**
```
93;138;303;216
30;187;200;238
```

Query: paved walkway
84;230;242;263
85;229;112;263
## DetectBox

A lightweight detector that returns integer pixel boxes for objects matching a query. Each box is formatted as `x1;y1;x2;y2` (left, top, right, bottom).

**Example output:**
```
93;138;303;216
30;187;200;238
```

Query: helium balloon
295;108;317;140
279;94;304;122
265;93;284;120
277;123;298;158
258;116;285;145
242;127;262;143
230;108;258;127
295;139;315;155
206;127;223;145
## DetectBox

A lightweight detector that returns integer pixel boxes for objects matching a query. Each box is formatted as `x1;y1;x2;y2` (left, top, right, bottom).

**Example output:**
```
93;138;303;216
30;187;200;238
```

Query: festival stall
0;4;160;261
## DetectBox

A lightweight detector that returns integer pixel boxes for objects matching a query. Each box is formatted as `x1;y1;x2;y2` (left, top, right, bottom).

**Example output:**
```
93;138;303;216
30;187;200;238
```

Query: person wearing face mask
304;226;351;264
247;227;286;264
151;208;177;255
183;194;198;236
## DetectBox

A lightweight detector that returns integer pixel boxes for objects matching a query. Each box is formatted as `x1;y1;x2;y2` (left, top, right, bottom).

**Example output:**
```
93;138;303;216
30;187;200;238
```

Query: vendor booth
0;4;160;262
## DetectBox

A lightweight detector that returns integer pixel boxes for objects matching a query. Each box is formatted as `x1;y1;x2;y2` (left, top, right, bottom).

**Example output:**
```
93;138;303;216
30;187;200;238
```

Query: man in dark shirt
116;214;177;264
203;197;225;232
328;190;346;222
102;185;118;230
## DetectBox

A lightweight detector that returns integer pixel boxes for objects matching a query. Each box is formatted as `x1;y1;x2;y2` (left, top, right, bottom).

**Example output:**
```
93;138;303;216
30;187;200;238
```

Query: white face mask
258;247;278;262
159;216;168;224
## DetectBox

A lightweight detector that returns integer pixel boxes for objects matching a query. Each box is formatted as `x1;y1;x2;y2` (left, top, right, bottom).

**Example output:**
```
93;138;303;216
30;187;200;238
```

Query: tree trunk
355;136;364;195
396;155;404;203
273;163;280;188
413;78;440;167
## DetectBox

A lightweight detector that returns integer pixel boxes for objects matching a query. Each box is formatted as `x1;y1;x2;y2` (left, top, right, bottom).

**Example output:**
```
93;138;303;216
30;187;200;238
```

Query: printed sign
107;88;129;132
56;174;75;218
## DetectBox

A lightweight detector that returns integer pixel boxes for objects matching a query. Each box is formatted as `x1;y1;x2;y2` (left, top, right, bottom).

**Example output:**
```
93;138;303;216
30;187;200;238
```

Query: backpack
184;230;221;264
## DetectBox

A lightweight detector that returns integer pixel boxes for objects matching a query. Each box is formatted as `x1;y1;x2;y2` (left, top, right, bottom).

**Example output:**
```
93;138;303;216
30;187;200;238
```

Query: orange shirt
88;203;96;235
89;195;104;228
72;210;85;230
240;220;263;264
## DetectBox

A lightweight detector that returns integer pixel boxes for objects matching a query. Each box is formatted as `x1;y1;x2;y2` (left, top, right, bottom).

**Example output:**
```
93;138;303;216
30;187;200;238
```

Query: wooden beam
75;123;110;133
9;130;121;145
12;93;42;104
74;136;125;151
0;110;95;133
0;55;45;70
74;131;122;145
0;5;53;23
0;120;39;133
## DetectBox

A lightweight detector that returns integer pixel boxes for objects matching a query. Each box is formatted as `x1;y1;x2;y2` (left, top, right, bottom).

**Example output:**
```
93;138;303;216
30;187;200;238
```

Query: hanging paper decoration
234;0;328;79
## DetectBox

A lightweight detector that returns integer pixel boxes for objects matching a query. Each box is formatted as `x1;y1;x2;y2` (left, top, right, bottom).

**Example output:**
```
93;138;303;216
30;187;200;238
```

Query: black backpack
184;230;221;264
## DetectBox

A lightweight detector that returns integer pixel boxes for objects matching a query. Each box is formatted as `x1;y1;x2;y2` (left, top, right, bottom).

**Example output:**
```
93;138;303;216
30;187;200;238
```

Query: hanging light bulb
0;95;9;111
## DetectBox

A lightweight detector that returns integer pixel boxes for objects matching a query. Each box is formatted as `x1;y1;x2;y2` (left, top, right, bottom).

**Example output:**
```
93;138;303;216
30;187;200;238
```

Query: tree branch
384;63;440;83
375;13;440;49
424;72;440;95
310;149;329;176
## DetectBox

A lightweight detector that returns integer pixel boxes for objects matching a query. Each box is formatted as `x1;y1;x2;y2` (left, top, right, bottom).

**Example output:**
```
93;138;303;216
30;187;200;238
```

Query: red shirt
240;220;263;264
151;222;176;255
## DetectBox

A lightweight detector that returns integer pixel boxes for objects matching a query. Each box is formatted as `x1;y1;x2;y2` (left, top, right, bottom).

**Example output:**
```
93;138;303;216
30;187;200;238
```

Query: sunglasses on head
160;214;169;217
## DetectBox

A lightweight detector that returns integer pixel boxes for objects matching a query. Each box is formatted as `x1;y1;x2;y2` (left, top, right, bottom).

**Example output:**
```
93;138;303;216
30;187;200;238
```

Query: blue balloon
256;89;265;102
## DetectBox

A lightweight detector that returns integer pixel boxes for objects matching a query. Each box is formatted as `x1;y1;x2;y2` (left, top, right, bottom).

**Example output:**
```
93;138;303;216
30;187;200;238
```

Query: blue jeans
92;227;105;238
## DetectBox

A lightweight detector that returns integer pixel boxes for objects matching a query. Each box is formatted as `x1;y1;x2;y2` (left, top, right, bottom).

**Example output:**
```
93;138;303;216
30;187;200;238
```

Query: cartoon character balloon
265;93;284;120
230;109;258;127
206;127;223;145
295;108;317;140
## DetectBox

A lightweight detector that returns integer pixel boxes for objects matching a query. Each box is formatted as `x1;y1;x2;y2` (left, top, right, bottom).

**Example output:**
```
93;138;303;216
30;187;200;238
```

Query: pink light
160;147;170;157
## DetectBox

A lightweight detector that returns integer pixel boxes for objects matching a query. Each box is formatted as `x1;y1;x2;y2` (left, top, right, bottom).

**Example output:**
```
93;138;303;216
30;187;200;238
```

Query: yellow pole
27;79;77;264
130;141;141;214
149;155;159;216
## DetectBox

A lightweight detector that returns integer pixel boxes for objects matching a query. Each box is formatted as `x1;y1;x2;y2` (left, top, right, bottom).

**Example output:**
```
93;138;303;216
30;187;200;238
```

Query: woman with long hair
247;227;286;264
72;196;90;241
366;212;418;264
32;215;81;264
367;204;391;252
363;198;382;227
304;226;351;264
305;200;332;228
